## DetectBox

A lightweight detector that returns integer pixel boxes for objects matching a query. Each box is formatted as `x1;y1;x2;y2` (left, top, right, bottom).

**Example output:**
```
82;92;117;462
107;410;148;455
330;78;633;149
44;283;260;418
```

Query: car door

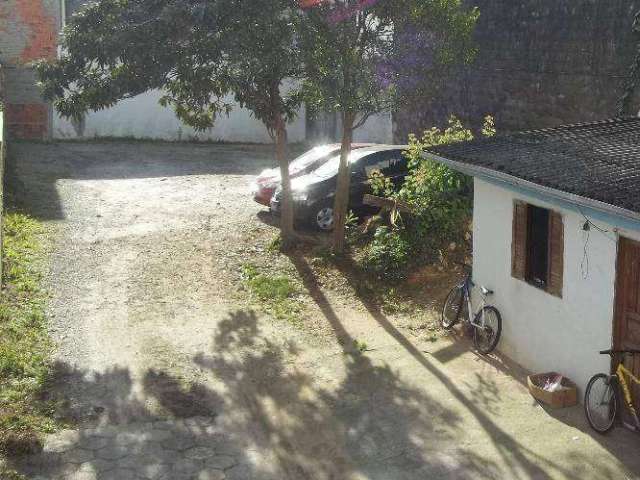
351;152;392;208
384;151;409;187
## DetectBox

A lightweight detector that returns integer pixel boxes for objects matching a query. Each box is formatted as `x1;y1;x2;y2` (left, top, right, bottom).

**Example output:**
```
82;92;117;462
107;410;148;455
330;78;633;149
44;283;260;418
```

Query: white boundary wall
52;90;393;144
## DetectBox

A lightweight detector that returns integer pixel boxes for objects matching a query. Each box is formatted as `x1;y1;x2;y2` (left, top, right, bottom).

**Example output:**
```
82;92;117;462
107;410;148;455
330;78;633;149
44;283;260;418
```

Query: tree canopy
38;0;305;245
37;0;478;248
298;0;479;251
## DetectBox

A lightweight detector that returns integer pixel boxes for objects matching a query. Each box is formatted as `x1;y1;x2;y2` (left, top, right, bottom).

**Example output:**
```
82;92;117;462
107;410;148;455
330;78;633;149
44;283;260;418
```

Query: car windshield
290;145;338;171
312;149;375;178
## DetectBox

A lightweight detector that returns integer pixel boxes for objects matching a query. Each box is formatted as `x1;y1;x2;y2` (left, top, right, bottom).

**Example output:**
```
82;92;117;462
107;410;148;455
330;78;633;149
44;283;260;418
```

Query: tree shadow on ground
11;308;500;480
287;250;638;479
194;309;498;479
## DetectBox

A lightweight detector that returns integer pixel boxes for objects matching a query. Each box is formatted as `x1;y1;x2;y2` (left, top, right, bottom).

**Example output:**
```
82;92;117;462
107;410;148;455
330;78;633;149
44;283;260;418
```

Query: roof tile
426;117;640;214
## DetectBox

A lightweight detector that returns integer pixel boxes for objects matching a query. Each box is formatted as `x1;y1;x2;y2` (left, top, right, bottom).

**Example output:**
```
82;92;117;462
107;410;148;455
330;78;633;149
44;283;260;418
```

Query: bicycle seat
481;286;494;296
599;349;640;355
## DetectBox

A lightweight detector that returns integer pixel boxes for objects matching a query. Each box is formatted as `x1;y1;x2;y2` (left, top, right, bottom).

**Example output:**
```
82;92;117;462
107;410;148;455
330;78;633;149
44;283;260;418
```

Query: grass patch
266;234;282;254
353;339;369;353
0;212;60;464
241;263;303;325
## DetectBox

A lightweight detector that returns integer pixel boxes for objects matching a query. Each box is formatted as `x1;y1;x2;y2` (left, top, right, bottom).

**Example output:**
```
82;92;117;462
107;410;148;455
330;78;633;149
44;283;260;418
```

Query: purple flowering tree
299;0;479;252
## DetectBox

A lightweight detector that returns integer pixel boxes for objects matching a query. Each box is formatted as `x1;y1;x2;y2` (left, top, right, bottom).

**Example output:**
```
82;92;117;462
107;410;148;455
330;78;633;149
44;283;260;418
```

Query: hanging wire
581;227;590;279
578;208;610;234
577;208;617;279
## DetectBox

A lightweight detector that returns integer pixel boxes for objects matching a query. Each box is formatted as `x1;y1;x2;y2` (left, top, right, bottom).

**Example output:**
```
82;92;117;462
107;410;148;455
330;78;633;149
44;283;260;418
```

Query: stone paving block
62;448;95;464
205;455;236;470
66;470;97;480
117;453;147;469
95;445;131;461
197;469;226;480
100;467;138;480
44;430;80;454
79;435;110;451
85;426;119;438
184;416;216;429
173;458;202;475
147;429;173;442
185;446;217;460
161;435;197;451
137;442;169;458
78;458;116;473
223;464;252;480
138;462;172;480
152;420;176;430
114;431;145;446
194;433;232;448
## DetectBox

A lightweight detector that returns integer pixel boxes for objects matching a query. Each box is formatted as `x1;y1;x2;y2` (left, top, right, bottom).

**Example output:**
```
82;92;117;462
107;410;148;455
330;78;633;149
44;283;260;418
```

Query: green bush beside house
358;115;495;281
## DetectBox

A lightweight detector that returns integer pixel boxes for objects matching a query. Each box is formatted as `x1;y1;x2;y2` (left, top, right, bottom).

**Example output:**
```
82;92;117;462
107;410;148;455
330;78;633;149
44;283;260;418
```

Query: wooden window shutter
547;211;564;297
511;201;528;280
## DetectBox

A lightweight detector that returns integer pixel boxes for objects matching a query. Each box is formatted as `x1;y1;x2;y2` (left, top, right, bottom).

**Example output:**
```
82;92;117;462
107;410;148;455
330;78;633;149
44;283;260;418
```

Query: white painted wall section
53;89;306;143
52;89;393;144
472;178;640;397
353;111;393;144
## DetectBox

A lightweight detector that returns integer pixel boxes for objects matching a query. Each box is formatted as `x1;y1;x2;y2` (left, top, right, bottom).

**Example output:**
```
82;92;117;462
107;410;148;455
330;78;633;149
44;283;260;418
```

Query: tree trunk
275;114;295;249
332;111;355;253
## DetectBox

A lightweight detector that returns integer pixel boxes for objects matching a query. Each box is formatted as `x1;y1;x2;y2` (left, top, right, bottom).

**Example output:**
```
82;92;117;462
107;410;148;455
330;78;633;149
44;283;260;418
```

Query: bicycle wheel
473;306;502;354
584;373;618;433
442;286;465;329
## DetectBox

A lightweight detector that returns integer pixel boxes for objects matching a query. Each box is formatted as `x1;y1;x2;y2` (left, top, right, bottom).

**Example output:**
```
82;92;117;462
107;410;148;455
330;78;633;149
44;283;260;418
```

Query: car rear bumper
270;198;313;220
253;186;276;206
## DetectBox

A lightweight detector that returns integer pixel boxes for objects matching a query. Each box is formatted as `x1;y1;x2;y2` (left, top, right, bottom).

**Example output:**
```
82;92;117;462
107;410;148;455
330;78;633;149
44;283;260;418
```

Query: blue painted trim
476;173;640;233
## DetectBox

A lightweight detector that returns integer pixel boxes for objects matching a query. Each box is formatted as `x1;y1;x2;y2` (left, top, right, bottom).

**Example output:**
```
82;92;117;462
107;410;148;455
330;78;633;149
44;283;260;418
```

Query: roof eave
423;151;640;224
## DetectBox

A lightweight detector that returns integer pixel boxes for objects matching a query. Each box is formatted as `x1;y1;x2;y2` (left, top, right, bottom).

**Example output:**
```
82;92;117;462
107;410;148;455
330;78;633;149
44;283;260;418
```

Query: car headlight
291;190;308;202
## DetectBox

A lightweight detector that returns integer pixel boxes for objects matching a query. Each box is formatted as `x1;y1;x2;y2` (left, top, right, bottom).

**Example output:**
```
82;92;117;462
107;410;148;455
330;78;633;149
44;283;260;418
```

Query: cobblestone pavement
17;418;265;480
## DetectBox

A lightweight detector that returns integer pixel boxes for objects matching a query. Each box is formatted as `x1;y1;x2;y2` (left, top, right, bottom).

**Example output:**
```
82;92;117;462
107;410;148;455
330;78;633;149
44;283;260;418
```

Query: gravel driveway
6;141;640;480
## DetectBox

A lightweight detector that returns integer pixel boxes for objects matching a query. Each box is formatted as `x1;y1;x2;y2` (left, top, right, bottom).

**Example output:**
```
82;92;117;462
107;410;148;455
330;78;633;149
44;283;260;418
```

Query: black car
271;145;409;230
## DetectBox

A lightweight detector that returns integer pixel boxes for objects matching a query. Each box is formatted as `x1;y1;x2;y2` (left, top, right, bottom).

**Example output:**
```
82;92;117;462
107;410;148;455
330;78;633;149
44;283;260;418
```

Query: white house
425;117;640;399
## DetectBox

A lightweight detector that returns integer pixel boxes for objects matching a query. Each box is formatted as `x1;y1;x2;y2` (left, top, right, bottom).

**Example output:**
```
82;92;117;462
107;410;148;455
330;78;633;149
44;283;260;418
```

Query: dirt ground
4;140;640;480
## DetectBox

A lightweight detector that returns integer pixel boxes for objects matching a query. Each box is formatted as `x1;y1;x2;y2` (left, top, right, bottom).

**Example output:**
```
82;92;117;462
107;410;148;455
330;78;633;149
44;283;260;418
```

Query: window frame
525;204;550;289
511;200;564;298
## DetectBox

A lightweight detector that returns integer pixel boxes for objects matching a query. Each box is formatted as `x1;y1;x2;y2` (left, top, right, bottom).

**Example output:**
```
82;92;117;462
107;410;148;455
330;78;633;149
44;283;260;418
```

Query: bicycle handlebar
599;349;640;355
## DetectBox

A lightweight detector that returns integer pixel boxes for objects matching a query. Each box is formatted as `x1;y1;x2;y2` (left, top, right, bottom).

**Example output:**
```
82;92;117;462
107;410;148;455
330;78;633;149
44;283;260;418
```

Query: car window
312;149;374;179
289;146;338;172
363;153;391;177
386;152;408;175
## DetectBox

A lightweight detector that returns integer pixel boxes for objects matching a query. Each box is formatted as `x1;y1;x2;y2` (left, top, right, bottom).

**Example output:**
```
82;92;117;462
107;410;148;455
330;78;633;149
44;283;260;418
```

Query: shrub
362;115;495;277
361;226;411;282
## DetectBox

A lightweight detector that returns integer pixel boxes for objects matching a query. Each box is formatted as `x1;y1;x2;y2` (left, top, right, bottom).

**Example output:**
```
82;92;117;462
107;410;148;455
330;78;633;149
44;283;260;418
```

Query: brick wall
0;0;60;140
394;1;640;140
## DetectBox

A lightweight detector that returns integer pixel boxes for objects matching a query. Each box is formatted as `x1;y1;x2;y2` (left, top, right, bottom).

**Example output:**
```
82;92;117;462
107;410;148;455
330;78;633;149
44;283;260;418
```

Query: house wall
472;178;640;397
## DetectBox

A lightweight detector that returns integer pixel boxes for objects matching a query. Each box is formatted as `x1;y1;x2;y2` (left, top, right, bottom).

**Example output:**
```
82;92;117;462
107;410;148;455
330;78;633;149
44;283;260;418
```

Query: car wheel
314;203;334;231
